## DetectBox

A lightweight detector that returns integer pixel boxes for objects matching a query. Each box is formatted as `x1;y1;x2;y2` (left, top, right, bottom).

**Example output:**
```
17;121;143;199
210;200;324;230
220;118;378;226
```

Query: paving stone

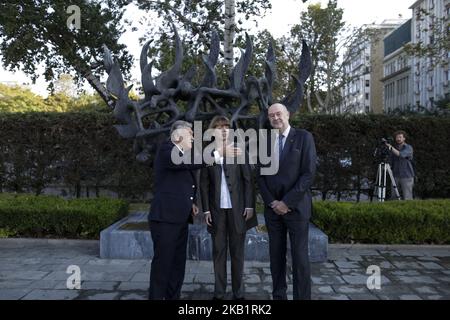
418;262;444;270
311;275;346;285
417;256;441;262
28;280;59;289
317;294;349;300
79;281;118;291
315;286;334;294
389;270;421;276
392;262;423;269
120;293;147;300
412;286;439;295
86;292;119;300
422;295;444;300
335;261;361;269
21;289;80;300
333;285;370;294
0;289;31;300
194;273;215;284
243;274;260;284
394;276;438;284
0;280;34;289
181;284;201;292
117;282;149;291
130;273;149;282
399;294;422;300
0;271;49;281
347;294;379;300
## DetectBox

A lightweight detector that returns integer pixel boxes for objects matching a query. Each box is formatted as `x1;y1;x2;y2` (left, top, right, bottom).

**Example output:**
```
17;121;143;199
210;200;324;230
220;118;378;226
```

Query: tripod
374;162;401;202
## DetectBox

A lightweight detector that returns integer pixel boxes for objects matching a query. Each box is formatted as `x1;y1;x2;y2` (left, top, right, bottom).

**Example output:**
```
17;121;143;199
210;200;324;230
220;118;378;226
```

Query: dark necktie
279;134;284;160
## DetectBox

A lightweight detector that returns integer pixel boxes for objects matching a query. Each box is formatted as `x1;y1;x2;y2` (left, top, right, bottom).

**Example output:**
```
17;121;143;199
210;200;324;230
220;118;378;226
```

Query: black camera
373;138;392;162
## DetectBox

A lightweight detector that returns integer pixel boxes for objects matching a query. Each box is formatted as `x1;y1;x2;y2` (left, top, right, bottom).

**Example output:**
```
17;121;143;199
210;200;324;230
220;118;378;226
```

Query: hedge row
0;112;449;200
312;200;450;244
0;193;128;239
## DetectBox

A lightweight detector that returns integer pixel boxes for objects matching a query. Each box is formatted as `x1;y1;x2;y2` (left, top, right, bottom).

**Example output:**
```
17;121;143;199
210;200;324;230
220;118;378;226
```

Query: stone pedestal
100;212;328;262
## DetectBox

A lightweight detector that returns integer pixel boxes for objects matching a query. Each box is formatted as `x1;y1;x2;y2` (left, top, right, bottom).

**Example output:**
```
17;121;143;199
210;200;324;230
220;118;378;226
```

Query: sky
0;0;414;97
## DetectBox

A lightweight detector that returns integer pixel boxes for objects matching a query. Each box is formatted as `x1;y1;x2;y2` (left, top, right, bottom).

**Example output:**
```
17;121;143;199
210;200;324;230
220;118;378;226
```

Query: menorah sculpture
101;25;311;163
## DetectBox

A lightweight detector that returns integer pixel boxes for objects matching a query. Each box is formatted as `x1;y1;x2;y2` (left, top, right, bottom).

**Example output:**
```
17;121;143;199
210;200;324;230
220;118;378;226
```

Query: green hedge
0;193;128;239
312;200;450;244
0;112;449;200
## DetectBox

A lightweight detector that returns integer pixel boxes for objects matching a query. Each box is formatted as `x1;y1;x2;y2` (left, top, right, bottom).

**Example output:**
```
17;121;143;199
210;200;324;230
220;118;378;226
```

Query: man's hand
217;143;242;158
192;204;199;216
204;211;212;227
270;200;290;215
243;208;254;221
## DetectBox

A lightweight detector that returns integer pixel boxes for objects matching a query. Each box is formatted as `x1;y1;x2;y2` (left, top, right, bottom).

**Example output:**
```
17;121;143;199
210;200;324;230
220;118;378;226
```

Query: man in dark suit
257;103;317;300
200;116;258;300
148;120;241;300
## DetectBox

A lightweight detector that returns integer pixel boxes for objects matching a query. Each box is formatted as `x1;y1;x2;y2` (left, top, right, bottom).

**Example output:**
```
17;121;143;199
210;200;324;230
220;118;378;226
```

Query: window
366;93;369;100
366;80;370;87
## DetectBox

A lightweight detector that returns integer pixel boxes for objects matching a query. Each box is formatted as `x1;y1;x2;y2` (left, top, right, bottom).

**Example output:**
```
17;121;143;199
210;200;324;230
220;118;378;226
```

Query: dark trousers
212;209;246;299
148;220;188;300
265;217;311;300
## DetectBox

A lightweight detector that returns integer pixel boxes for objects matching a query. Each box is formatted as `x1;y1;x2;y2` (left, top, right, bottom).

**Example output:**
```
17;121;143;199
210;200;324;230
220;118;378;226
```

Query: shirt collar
174;143;184;154
276;126;291;139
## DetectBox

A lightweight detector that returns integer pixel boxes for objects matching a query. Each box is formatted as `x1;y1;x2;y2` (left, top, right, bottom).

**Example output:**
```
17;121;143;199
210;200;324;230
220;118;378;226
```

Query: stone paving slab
0;239;449;300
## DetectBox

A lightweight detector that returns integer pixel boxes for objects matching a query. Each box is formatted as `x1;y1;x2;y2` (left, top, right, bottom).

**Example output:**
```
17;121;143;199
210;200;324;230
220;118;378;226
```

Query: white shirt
217;156;232;209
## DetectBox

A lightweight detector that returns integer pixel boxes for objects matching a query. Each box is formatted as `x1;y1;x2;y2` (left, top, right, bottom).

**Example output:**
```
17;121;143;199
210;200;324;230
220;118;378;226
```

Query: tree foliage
0;0;133;101
0;83;108;112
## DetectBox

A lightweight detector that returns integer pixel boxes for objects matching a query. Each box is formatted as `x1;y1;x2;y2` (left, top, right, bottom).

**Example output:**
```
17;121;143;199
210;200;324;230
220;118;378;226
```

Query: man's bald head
268;103;290;132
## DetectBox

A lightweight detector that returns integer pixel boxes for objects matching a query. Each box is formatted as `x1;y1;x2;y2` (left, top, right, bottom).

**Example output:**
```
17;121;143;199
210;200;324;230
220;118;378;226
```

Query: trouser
392;177;414;200
212;209;246;299
148;220;188;300
265;216;311;300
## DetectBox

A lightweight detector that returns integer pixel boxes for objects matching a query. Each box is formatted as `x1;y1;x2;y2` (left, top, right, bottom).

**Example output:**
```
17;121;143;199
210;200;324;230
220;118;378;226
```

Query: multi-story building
409;0;450;110
382;20;413;113
340;20;407;114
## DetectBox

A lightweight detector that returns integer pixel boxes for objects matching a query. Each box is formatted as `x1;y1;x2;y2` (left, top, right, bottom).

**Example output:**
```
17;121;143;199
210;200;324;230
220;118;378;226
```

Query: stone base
100;212;328;262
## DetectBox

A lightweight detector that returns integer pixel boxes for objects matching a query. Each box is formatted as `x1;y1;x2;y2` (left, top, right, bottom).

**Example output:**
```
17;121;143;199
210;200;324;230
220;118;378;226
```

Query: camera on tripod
372;137;401;201
373;137;392;163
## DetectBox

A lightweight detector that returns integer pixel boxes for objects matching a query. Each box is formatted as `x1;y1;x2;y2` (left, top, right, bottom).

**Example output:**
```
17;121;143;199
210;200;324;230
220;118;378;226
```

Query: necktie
278;134;284;160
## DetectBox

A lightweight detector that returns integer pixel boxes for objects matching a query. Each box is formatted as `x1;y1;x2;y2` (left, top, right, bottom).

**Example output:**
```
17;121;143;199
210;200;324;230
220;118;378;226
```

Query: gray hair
170;120;192;136
170;120;192;142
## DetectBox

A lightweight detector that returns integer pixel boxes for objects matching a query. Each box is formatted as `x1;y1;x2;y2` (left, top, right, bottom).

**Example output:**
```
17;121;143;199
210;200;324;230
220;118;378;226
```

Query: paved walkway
0;239;449;300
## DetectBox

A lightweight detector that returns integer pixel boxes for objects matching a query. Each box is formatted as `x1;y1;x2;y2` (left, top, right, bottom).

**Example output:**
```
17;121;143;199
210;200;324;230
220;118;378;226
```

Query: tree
284;0;374;114
134;0;272;80
0;0;133;106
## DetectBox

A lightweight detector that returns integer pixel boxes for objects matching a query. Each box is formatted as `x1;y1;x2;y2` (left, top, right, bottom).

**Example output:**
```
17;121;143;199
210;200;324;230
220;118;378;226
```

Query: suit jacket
257;128;317;221
200;159;258;234
149;141;208;224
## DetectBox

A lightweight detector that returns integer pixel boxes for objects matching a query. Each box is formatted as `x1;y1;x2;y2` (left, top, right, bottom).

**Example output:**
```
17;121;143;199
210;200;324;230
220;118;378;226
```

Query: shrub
312;200;450;244
0;193;128;239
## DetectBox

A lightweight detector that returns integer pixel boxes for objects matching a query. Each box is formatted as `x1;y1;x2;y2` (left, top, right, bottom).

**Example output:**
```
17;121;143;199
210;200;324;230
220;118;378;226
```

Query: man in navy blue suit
148;120;240;300
257;103;317;300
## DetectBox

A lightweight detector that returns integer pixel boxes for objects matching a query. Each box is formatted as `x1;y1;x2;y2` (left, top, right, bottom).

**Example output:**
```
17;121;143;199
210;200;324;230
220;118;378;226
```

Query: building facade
340;20;407;114
409;0;450;110
382;20;414;113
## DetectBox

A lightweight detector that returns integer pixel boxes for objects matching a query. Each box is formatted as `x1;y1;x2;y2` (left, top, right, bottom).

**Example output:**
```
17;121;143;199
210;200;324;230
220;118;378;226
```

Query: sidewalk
0;239;449;300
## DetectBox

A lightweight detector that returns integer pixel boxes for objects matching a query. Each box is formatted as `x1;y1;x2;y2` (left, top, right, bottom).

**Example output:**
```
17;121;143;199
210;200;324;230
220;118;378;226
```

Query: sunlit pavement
0;239;449;300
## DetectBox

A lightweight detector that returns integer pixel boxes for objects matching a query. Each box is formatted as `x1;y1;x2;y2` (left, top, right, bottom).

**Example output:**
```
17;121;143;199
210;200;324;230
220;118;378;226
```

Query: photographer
384;130;415;200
